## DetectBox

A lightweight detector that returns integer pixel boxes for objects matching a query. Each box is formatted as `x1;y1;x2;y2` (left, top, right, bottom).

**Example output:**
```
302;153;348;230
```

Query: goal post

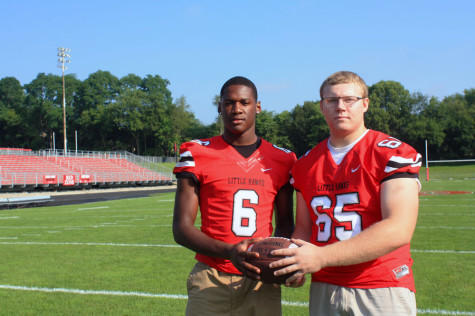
425;140;429;181
425;139;475;181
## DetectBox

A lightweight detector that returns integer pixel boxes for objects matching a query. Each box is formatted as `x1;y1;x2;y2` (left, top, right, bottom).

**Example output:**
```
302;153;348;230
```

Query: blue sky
1;0;474;125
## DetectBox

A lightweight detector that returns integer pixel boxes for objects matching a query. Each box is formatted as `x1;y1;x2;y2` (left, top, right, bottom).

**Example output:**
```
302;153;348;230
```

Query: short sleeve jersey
291;130;422;291
174;136;297;274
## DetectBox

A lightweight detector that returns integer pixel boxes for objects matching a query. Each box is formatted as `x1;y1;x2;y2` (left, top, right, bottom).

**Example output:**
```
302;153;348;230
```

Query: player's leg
185;262;233;316
309;282;416;316
309;282;344;315
349;287;416;316
237;277;282;316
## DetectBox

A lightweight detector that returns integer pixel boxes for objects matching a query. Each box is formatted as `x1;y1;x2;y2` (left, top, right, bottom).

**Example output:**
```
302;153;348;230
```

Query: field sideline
0;168;473;315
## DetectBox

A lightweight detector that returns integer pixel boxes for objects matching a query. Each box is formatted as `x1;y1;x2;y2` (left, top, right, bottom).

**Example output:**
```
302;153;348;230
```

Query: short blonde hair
319;71;368;99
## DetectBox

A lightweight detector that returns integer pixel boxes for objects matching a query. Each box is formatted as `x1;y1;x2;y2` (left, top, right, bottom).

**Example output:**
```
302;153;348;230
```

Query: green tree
76;71;120;150
405;94;445;158
212;95;223;135
0;77;24;147
367;80;415;140
140;75;174;155
256;110;294;149
256;110;279;144
113;85;146;153
273;110;293;150
439;90;475;158
23;73;65;149
170;95;200;152
288;101;328;156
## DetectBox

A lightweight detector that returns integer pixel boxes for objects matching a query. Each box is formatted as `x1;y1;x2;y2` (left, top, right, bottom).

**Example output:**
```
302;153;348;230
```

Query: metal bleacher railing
0;149;176;190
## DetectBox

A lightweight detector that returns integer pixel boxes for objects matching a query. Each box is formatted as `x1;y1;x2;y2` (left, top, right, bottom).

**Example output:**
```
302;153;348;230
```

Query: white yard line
0;241;181;247
0;284;473;315
418;214;475;216
0;223;172;229
417;226;474;229
0;241;472;254
412;249;474;254
419;205;475;207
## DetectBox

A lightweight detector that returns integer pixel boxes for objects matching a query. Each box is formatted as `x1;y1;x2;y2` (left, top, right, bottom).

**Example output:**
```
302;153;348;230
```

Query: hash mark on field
77;206;110;210
0;216;19;220
0;285;473;315
0;237;18;239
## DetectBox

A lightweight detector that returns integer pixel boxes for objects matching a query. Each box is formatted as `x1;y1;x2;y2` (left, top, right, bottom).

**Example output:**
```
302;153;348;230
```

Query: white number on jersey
232;189;258;237
310;196;332;242
378;138;402;149
310;193;361;242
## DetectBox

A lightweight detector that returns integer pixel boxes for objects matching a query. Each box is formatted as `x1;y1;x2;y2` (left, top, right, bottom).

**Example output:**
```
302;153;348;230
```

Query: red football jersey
174;136;297;274
291;130;422;291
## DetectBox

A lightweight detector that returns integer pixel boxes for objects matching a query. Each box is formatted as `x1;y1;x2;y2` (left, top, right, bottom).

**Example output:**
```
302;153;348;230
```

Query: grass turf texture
0;166;473;315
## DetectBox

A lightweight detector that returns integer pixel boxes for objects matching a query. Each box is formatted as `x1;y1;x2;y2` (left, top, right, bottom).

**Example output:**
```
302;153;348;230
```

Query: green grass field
0;165;473;315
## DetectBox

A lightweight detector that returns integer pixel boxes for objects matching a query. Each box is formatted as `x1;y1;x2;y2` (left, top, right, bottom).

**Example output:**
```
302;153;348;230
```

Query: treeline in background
0;71;473;159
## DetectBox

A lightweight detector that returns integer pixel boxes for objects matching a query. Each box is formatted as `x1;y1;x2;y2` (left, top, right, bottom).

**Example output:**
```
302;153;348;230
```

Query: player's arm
292;191;313;242
319;177;420;266
172;177;261;278
271;177;419;278
273;182;295;239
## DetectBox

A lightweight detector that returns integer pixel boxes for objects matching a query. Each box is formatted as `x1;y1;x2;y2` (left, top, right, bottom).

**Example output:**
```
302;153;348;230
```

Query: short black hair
220;76;258;101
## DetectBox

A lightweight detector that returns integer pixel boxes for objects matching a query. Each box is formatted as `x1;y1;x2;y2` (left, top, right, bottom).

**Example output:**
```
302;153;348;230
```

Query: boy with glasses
271;71;422;315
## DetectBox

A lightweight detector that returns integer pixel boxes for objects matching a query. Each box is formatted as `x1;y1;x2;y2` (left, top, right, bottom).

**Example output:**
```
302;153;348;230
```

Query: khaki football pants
309;282;416;316
185;261;282;316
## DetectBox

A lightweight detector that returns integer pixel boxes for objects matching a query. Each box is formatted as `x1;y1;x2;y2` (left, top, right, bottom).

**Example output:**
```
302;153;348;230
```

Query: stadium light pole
57;47;71;155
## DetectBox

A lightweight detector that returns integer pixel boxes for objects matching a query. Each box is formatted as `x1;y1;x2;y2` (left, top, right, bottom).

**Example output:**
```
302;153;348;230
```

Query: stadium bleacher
0;149;174;191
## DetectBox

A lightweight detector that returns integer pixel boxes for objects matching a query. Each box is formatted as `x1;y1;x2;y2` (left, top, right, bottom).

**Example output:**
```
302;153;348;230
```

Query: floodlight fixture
57;47;71;154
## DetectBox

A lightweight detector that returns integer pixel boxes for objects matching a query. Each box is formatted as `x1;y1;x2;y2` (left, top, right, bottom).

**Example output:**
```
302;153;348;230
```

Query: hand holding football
245;237;297;284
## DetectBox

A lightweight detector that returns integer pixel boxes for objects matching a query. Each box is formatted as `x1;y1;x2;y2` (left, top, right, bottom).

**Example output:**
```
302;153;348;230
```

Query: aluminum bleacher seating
0;151;173;190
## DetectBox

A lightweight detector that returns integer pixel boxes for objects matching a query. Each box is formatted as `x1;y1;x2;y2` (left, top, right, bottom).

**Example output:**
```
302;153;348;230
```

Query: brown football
246;237;297;284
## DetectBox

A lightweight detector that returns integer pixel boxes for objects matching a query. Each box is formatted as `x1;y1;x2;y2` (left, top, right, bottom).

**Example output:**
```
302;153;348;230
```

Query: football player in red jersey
271;71;422;315
173;76;297;316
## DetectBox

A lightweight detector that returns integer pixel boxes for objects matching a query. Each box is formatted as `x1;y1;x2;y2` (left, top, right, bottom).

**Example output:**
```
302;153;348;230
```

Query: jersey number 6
232;189;258;237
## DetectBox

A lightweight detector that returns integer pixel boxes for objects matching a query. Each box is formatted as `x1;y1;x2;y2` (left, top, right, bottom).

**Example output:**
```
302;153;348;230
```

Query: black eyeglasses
321;96;365;106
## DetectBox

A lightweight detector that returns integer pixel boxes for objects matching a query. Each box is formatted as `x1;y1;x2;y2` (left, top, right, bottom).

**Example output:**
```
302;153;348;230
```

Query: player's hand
269;238;324;283
284;274;306;288
228;238;263;280
271;274;306;288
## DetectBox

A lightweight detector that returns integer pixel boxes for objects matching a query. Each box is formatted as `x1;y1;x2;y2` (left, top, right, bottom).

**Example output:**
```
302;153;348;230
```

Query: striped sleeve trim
176;150;195;168
175;160;195;168
179;150;193;158
384;153;422;173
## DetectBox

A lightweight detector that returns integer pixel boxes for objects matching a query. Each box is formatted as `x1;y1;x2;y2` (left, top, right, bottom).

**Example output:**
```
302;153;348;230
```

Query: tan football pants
185;261;282;316
309;282;417;316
